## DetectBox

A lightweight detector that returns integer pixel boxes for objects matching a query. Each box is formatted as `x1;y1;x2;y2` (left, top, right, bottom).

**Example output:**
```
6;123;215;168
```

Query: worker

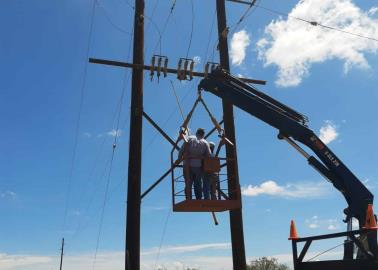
205;142;219;200
178;128;211;200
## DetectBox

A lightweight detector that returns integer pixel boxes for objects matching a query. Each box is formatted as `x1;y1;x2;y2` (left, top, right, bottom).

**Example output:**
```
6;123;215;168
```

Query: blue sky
1;0;378;269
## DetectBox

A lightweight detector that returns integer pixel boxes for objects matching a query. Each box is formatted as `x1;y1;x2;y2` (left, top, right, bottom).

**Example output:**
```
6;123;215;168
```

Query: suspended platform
173;198;241;212
170;92;242;213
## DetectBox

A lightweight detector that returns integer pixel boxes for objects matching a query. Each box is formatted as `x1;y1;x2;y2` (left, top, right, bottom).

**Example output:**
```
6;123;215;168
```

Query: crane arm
198;69;373;224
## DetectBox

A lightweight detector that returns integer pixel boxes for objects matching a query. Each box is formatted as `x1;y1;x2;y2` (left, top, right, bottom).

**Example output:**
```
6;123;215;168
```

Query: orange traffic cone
288;220;299;240
363;204;378;230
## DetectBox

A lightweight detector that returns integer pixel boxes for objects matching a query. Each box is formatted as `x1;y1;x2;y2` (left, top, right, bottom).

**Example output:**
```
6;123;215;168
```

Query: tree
247;257;289;270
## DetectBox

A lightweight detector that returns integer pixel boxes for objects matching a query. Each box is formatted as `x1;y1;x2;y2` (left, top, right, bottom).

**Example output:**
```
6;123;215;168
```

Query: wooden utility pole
216;1;247;269
125;1;144;270
59;238;64;270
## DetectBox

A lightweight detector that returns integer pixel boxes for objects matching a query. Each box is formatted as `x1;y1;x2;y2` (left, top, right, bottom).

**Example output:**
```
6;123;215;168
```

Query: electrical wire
185;0;195;58
62;0;97;231
96;0;133;35
204;8;217;63
254;3;378;43
92;142;118;270
153;206;172;270
169;80;186;122
153;0;177;54
229;0;257;34
70;20;133;242
92;55;129;268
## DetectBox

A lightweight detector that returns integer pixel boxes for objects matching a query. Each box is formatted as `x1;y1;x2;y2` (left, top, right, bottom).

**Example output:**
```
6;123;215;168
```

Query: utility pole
216;1;247;269
59;238;64;270
125;0;144;270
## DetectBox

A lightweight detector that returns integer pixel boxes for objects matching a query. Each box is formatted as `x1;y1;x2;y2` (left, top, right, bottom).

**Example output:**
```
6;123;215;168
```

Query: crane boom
198;68;377;257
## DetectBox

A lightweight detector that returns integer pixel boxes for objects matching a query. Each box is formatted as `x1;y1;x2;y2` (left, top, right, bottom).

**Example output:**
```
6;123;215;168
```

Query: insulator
157;57;162;81
183;60;189;80
177;59;183;80
150;56;155;81
189;61;194;81
204;63;209;78
163;58;168;77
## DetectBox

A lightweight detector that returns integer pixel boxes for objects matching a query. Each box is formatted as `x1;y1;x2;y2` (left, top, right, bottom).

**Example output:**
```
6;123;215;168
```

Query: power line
96;0;133;35
255;4;378;43
229;0;257;34
63;0;97;231
153;206;171;270
92;81;126;268
185;0;195;58
70;33;133;242
153;0;177;54
92;142;118;270
204;8;217;63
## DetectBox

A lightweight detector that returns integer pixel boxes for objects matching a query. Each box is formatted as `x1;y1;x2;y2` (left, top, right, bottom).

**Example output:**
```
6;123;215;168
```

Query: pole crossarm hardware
89;58;266;85
141;166;176;199
142;111;179;150
226;0;257;5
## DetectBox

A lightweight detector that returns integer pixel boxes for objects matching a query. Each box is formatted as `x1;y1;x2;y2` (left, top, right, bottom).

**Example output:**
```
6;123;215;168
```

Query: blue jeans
203;173;211;200
188;167;203;200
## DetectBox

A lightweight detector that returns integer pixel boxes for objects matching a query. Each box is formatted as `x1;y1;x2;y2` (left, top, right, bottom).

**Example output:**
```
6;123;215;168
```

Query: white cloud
319;121;338;144
141;242;230;256
241;180;330;198
0;253;53;270
193;56;201;65
0;191;16;200
257;0;378;87
327;219;340;230
83;132;92;138
1;250;347;270
230;30;250;66
0;244;232;270
305;216;341;230
369;7;378;16
306;215;320;229
107;129;122;137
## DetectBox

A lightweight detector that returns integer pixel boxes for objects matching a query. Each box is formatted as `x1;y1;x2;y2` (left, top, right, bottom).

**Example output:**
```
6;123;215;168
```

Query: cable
204;8;217;63
169;80;185;122
229;0;257;34
153;206;172;270
70;22;133;241
185;0;195;58
140;79;197;156
255;3;378;43
92;66;127;268
145;0;160;34
153;0;177;54
92;143;117;270
62;0;97;231
96;0;133;35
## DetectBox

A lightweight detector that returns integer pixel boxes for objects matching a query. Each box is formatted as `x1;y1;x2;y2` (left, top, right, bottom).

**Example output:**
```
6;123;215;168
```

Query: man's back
186;135;210;167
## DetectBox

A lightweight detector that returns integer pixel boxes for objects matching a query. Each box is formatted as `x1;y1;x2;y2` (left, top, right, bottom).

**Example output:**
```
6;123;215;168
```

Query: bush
247;257;289;270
